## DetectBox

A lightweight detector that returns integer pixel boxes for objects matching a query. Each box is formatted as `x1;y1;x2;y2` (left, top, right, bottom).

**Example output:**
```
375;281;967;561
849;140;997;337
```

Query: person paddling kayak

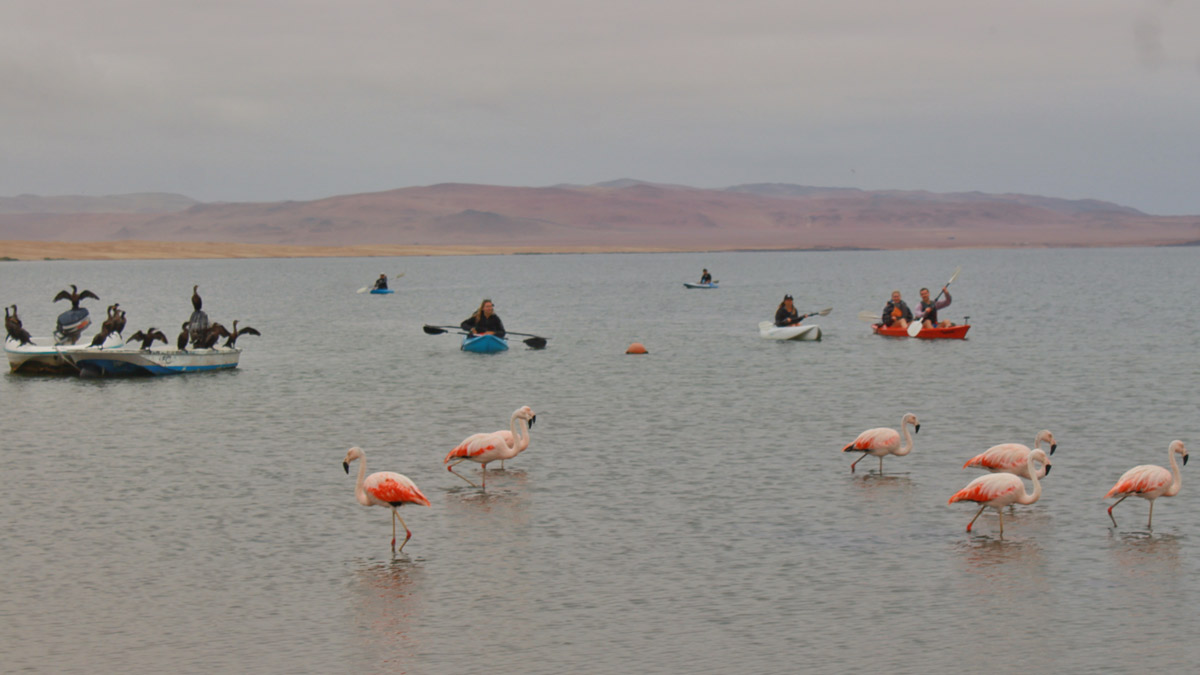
775;294;805;327
461;299;506;337
915;286;954;328
373;274;388;291
881;290;913;329
699;268;712;284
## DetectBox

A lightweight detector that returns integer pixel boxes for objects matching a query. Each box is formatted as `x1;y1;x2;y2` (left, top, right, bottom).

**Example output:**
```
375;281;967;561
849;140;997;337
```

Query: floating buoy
625;342;648;354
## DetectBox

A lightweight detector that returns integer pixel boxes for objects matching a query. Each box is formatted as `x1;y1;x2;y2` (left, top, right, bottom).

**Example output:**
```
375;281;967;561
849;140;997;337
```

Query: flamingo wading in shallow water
949;448;1051;536
963;429;1057;479
842;413;920;473
444;406;536;488
343;446;431;553
1105;440;1188;528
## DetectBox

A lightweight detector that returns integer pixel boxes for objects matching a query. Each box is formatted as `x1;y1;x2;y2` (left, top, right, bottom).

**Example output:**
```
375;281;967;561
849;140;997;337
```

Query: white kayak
758;321;822;341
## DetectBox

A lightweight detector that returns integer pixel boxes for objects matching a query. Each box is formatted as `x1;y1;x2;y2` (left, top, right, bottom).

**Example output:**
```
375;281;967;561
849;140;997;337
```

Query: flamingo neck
354;458;371;506
509;413;529;452
1166;448;1184;497
1018;460;1042;505
895;420;915;457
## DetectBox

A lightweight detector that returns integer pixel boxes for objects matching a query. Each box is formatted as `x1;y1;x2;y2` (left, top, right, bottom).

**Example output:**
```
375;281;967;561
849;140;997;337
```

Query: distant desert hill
2;181;1198;253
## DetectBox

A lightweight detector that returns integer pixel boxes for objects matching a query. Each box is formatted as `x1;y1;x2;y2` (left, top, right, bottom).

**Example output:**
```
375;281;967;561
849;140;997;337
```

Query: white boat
5;333;126;374
758;321;822;341
64;346;242;376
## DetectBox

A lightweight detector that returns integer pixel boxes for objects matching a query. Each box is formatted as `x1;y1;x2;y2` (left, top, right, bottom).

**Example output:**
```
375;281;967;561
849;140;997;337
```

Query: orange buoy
625;342;648;354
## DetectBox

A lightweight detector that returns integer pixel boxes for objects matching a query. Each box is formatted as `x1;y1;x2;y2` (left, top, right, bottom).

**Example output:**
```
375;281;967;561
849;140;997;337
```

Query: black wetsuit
374;277;388;290
775;306;802;327
461;314;506;337
881;300;913;327
700;273;712;284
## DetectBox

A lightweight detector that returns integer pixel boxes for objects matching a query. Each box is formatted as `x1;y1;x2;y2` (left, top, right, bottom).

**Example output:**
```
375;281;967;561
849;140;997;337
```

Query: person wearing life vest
881;290;913;329
915;286;953;328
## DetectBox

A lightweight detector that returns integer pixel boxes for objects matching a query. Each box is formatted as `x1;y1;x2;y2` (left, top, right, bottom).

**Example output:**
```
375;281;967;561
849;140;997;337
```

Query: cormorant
53;284;100;309
223;320;261;348
129;328;168;350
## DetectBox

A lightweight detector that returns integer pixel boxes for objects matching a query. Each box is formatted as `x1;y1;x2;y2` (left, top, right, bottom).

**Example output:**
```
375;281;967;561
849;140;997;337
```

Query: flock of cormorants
4;283;260;351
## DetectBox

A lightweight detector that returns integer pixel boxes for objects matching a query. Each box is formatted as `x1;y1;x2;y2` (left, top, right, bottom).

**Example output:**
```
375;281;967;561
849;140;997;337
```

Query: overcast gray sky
3;1;1199;213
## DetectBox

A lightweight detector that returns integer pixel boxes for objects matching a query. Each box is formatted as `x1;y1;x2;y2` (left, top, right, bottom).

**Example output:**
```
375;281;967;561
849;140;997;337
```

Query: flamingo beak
1184;455;1190;466
529;415;536;428
914;424;921;434
343;462;350;474
1049;443;1057;455
1044;464;1052;476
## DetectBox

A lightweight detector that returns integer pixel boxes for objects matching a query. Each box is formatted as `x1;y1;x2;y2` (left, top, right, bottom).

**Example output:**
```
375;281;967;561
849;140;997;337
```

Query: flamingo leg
966;505;986;532
1107;494;1129;527
850;452;869;473
1147;500;1155;529
395;513;413;552
481;462;488;489
391;510;397;551
447;459;480;487
997;508;1004;538
878;456;884;474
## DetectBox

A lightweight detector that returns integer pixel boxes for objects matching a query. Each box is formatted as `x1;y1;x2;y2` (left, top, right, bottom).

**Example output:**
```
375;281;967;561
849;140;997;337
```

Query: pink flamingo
343;446;431;552
1105;440;1188;528
444;406;536;488
842;413;920;473
949;448;1051;536
962;429;1057;479
497;409;535;469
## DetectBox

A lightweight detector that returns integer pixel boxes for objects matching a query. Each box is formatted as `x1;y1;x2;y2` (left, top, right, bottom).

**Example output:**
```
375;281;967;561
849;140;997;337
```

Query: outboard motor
54;307;91;345
187;310;209;347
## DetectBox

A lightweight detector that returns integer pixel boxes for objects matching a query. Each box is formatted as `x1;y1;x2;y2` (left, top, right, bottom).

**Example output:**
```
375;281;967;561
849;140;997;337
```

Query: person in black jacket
881;290;913;328
774;294;805;327
374;274;388;290
461;299;506;337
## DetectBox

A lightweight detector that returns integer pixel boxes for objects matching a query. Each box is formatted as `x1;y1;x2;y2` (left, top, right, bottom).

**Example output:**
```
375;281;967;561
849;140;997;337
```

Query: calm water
2;247;1198;673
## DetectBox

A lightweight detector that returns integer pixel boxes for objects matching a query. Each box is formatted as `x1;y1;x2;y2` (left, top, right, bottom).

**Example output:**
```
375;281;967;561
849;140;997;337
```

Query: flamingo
343;446;431;552
963;429;1057;479
842;413;920;473
949;448;1051;536
444;406;536;488
1105;440;1188;528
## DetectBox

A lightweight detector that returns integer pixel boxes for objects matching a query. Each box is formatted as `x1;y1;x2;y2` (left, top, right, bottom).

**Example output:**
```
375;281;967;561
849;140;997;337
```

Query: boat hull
872;323;971;339
683;282;718;289
461;334;509;353
6;334;126;374
66;347;242;376
758;321;822;341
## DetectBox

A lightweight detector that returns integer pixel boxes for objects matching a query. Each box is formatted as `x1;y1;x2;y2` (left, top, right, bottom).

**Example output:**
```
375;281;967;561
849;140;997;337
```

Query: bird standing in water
343;446;431;553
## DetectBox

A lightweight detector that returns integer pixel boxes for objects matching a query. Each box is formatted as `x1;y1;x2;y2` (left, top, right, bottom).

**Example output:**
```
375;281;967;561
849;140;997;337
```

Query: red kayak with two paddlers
872;323;971;339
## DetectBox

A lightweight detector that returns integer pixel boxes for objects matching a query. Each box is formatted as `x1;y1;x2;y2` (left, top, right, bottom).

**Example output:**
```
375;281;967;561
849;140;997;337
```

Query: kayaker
914;286;954;328
699;269;712;284
881;290;913;329
461;299;506;337
774;294;805;327
374;274;388;291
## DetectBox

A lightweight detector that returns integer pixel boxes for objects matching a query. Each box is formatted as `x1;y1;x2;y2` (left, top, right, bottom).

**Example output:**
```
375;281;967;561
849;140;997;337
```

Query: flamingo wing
364;472;431;507
948;474;1021;505
963;444;1031;472
845;427;899;452
1105;465;1171;498
444;431;507;463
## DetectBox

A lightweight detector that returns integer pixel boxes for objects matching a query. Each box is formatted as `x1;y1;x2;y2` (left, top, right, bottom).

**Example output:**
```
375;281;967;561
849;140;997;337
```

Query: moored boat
5;333;126;374
872;323;970;339
461;334;509;353
65;346;242;376
758;321;822;341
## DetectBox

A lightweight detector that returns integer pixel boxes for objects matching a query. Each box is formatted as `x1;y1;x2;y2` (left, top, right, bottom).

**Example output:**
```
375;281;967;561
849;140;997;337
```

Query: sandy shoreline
0;240;700;261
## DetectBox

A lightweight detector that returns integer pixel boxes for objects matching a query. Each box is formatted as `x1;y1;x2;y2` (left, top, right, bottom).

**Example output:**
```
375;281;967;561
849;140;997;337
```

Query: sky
3;1;1199;214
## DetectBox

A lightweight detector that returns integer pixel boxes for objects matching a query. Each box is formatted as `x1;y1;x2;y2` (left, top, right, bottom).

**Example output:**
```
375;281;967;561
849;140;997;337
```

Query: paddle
907;266;961;336
422;324;548;349
801;307;832;320
357;272;405;293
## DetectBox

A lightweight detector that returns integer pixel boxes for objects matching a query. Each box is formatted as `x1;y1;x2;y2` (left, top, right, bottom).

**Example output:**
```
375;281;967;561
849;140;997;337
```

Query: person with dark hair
774;294;805;327
461;299;506;337
374;274;388;291
699;268;712;284
881;290;913;329
915;286;954;328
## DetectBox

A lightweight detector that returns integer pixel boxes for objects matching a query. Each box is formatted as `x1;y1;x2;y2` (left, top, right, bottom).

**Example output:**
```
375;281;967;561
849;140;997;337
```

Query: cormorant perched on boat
177;321;190;350
101;304;126;336
129;328;168;350
194;322;230;349
192;285;202;312
89;328;113;347
53;284;100;309
223;320;261;348
5;305;33;345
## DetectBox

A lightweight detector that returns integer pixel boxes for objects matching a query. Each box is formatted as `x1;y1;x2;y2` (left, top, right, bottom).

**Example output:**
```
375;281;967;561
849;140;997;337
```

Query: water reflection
349;558;426;674
1107;530;1183;577
953;537;1049;596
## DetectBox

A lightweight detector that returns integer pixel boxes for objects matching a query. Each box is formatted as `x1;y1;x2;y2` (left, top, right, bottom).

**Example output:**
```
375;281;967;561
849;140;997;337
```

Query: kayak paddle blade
523;337;548;349
356;287;369;294
422;324;449;335
907;322;922;337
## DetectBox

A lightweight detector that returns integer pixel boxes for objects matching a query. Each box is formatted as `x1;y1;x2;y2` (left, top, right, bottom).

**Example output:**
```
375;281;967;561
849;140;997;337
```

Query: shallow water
2;247;1198;673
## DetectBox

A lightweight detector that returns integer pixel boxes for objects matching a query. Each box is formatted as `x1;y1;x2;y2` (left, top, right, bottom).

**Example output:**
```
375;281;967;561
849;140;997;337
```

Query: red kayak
873;323;970;339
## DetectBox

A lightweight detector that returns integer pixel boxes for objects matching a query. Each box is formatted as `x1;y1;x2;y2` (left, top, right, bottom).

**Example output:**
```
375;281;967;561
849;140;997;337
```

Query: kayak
369;288;394;294
872;323;971;339
683;282;718;289
758;321;822;341
461;334;509;353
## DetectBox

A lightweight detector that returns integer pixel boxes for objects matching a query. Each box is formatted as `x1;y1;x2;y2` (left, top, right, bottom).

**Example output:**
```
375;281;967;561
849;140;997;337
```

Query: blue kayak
369;288;394;294
683;282;718;289
461;334;509;353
